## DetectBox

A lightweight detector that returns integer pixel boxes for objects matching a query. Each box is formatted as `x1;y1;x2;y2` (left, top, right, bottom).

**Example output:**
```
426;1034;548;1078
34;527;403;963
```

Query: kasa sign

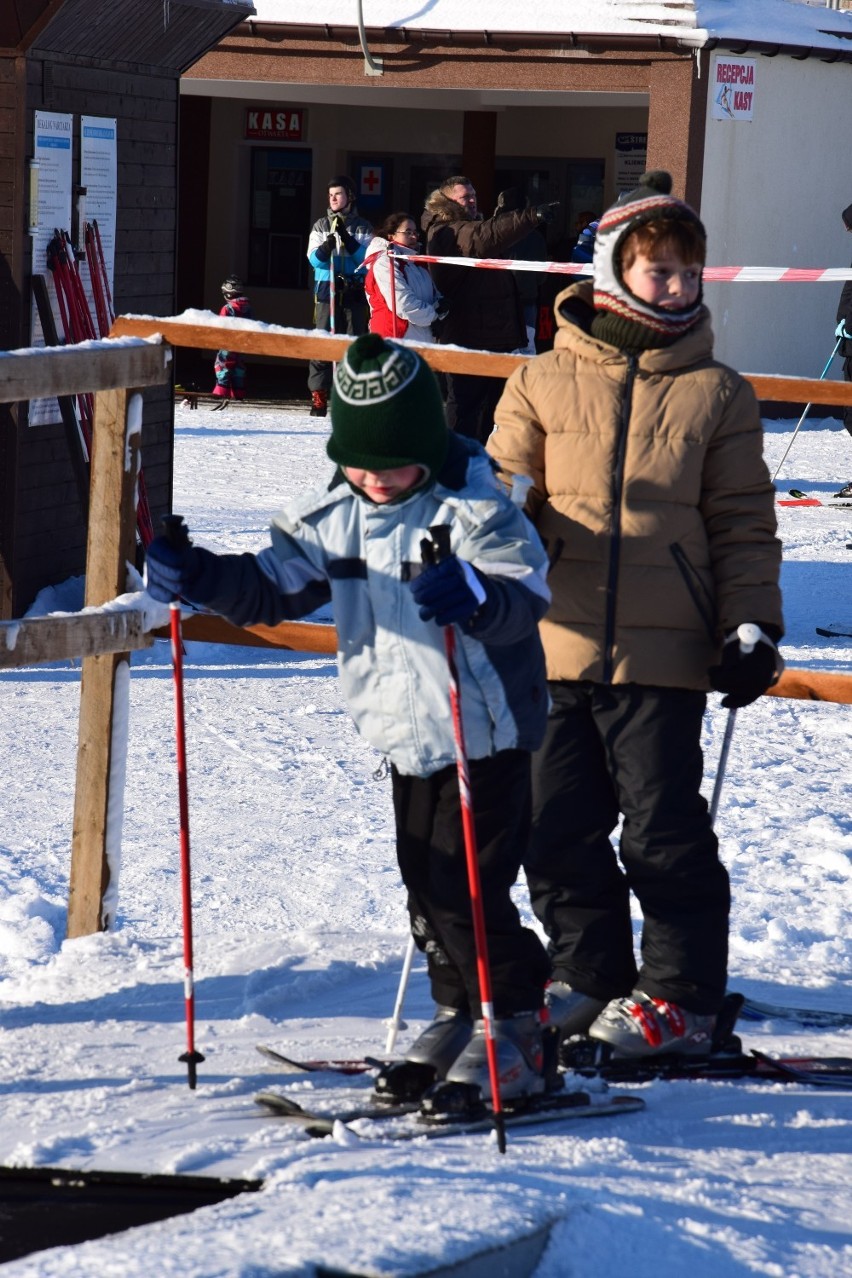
245;108;304;140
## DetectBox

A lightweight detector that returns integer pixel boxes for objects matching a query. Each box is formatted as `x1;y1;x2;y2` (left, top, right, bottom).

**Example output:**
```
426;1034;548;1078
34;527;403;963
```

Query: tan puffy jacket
487;283;783;690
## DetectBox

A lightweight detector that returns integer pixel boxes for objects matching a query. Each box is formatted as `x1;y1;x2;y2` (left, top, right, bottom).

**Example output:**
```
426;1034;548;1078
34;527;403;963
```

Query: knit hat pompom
592;169;707;342
635;171;673;198
327;334;449;479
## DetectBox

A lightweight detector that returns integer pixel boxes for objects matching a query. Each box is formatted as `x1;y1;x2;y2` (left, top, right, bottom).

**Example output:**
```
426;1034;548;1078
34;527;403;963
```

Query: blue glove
145;528;202;603
410;556;487;627
836;320;851;340
707;622;783;709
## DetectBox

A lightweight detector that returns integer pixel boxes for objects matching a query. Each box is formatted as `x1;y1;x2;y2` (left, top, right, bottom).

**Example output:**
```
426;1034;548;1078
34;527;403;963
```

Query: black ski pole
162;515;205;1089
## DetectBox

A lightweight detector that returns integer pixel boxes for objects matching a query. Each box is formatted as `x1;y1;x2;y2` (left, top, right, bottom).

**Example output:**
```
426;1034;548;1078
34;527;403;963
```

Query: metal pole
771;337;842;483
709;623;763;826
384;933;417;1054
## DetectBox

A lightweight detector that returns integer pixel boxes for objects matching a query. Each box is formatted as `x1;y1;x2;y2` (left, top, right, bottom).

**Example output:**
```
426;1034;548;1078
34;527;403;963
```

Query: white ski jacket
186;436;551;777
363;236;442;344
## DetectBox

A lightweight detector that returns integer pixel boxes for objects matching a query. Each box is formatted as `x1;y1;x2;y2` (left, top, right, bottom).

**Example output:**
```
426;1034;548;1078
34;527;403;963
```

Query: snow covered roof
245;0;852;56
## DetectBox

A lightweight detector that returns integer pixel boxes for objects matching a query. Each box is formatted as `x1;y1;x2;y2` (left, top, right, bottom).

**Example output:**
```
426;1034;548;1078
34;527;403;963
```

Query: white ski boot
445;1011;547;1102
545;981;608;1038
589;991;716;1058
405;1006;474;1076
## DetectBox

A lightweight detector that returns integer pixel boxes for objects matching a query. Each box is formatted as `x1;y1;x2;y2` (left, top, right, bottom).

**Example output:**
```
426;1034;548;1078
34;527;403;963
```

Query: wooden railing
1;319;850;939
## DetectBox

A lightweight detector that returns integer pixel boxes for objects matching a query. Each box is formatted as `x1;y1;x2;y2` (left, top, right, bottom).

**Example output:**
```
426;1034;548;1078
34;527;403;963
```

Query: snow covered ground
1;397;851;1276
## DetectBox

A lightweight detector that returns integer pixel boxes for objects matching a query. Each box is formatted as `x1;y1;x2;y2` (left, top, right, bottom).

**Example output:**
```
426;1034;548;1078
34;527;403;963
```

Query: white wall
700;53;850;387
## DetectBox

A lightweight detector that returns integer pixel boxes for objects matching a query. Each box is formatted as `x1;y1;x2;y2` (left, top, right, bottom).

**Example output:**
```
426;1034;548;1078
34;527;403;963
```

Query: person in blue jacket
306;176;373;417
145;334;553;1104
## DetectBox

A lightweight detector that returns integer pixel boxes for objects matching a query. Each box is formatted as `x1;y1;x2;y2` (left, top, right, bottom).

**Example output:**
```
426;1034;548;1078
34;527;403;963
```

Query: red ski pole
162;515;205;1089
424;524;507;1152
388;247;399;338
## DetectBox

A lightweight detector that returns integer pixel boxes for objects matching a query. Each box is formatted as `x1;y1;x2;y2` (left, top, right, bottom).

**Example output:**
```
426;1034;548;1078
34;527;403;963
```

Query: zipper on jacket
669;542;718;644
603;355;637;683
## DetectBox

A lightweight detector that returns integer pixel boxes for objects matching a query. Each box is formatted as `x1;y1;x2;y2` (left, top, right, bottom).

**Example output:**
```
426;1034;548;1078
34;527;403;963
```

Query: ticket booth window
249;148;312;289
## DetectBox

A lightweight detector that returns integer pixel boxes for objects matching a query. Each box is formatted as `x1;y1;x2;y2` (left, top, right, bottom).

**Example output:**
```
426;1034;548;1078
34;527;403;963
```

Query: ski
256;1043;390;1075
779;489;822;507
815;623;852;639
735;996;852;1029
253;1087;646;1141
780;489;852;509
560;1038;852;1088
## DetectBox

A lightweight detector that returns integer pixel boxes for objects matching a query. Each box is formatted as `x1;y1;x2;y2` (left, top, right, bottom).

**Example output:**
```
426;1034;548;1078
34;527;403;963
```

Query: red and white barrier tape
401;253;852;282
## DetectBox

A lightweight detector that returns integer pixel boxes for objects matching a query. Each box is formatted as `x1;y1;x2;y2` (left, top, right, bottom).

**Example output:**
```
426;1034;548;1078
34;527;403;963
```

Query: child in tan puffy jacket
487;171;784;1061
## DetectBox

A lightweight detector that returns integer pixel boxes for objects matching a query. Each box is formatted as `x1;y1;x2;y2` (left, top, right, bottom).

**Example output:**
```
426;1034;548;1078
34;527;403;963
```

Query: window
248;148;312;289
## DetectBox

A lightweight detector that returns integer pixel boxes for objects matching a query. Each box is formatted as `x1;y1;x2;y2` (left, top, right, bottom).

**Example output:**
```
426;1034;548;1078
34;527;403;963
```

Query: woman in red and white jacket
364;212;447;343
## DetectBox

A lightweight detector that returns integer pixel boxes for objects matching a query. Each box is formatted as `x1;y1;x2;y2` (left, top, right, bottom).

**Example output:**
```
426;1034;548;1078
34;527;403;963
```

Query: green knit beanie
327;334;449;477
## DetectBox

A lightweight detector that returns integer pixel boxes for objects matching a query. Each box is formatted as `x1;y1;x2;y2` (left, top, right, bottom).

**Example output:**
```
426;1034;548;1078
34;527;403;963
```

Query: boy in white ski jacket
145;334;553;1102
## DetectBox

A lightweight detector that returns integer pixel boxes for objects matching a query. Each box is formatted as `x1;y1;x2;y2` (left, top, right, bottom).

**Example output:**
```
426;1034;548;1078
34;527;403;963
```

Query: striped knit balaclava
592;170;706;344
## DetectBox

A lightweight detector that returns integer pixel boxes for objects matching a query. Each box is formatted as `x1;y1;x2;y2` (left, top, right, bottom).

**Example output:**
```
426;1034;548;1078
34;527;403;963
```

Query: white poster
80;116;117;304
711;56;756;122
30;111;73;426
615;133;648;194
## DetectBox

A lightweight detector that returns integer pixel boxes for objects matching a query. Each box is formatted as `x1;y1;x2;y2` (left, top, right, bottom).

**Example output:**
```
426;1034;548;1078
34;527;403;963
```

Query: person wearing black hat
211;276;253;409
833;202;852;498
488;171;784;1062
306;177;373;417
143;333;553;1105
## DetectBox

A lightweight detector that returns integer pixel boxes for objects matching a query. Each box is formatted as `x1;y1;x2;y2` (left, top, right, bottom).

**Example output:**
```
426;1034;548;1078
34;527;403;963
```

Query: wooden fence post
67;388;142;937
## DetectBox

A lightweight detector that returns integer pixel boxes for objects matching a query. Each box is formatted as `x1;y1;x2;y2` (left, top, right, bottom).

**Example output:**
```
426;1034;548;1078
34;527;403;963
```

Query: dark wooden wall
1;57;180;615
0;0;249;620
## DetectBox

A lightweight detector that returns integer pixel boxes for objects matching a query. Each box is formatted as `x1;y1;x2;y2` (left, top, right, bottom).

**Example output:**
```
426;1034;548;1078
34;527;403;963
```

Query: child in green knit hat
145;333;553;1105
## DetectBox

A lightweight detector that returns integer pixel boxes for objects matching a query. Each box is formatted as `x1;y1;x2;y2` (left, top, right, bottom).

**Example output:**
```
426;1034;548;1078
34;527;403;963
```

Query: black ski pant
526;681;729;1015
444;373;506;445
392;749;550;1019
307;297;368;394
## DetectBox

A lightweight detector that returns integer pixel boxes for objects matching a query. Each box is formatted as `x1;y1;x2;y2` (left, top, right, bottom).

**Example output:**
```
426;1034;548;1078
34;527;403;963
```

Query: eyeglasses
394;229;419;239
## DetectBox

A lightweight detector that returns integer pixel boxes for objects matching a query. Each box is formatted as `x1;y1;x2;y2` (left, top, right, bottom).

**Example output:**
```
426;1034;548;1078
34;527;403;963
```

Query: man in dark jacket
421;176;558;443
834;201;852;498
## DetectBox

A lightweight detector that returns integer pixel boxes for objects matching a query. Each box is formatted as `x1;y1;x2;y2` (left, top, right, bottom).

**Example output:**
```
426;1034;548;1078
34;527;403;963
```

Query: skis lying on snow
253;1086;646;1140
778;489;852;508
256;1044;389;1075
815;622;852;639
735;996;852;1029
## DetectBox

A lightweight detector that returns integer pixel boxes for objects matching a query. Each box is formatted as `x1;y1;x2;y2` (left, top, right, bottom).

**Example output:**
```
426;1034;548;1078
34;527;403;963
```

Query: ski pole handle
162;513;190;552
736;622;762;654
424;523;452;565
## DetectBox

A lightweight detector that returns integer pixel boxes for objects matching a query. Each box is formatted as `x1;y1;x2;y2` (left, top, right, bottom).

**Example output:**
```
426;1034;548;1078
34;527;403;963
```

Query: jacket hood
422;189;476;232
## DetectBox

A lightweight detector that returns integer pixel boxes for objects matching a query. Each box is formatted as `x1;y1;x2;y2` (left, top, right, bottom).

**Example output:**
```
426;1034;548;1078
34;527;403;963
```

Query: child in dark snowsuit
488;172;784;1060
146;333;553;1101
212;276;252;408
